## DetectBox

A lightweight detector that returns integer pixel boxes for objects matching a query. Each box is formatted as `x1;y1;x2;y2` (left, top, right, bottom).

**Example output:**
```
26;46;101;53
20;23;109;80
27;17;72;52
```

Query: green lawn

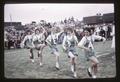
4;40;116;79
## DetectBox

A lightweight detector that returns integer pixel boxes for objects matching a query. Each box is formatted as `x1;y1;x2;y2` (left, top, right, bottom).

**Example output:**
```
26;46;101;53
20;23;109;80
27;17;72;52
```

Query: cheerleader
32;27;46;66
46;27;63;69
20;30;35;63
62;27;78;78
78;28;106;78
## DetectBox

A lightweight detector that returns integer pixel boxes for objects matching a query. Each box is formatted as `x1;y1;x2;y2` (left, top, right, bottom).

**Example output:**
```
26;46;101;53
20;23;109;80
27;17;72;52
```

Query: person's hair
25;29;32;35
51;27;56;33
84;28;91;33
35;28;40;33
83;28;92;35
66;27;73;33
26;29;31;33
56;27;61;32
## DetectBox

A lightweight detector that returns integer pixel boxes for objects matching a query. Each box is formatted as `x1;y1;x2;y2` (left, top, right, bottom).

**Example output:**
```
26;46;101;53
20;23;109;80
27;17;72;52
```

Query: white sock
31;59;34;63
73;72;77;78
88;67;92;73
40;62;43;66
89;67;97;78
92;75;97;78
39;51;41;54
56;62;59;68
71;65;74;73
29;54;31;56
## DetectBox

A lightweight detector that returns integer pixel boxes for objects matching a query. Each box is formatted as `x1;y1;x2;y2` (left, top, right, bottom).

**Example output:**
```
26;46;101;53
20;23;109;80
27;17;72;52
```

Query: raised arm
46;35;52;47
62;36;67;50
78;37;90;51
20;35;27;48
40;26;46;35
74;35;78;45
57;29;64;37
31;35;35;48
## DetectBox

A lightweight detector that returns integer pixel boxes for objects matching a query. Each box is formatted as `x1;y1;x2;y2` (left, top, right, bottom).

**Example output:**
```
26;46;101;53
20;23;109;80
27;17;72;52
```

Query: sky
4;3;114;25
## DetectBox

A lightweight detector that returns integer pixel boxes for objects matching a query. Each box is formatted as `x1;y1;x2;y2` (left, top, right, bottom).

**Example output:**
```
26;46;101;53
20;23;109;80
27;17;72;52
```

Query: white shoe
92;75;97;79
40;62;43;66
87;67;92;77
73;72;77;78
71;65;74;73
31;59;34;63
55;62;60;69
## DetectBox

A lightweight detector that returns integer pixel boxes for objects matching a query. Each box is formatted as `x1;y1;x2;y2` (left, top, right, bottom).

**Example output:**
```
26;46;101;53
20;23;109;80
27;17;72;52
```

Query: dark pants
107;31;112;40
30;49;34;59
8;40;14;49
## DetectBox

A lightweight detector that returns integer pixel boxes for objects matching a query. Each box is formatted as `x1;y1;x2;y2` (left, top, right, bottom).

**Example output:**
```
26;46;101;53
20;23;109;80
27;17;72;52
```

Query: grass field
4;40;116;79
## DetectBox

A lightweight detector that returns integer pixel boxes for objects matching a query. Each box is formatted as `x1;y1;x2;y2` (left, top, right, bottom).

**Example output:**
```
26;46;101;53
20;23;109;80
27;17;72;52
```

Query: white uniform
78;35;106;61
46;32;61;55
62;34;78;58
95;27;100;35
20;34;34;48
103;25;108;32
32;33;45;47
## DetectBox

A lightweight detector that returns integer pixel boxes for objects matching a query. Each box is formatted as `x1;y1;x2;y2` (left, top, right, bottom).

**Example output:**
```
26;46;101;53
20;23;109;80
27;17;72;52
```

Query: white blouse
46;32;61;45
32;33;45;42
78;35;106;50
62;34;78;49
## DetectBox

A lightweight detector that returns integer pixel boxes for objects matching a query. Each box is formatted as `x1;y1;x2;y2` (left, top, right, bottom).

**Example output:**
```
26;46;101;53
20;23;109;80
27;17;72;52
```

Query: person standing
78;28;106;78
32;27;46;66
20;30;35;63
103;24;108;40
62;27;78;78
46;27;63;69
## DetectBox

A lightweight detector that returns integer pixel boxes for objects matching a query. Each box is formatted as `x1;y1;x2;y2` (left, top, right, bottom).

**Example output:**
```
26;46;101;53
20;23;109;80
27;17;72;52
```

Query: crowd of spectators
4;17;114;49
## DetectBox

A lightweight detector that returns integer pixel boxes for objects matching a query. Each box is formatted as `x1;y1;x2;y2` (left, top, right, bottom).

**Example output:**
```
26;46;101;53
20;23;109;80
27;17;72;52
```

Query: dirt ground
4;40;116;79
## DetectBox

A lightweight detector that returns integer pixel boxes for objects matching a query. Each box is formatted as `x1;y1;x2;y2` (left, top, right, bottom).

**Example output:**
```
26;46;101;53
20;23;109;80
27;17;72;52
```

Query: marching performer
46;27;63;69
78;28;106;78
32;27;46;66
62;27;78;78
20;30;35;63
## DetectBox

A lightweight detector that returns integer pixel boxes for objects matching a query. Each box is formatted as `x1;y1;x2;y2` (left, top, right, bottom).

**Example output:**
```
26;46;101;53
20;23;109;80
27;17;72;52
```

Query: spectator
7;31;14;49
74;28;83;42
4;31;8;49
99;26;105;38
107;24;112;40
103;24;108;40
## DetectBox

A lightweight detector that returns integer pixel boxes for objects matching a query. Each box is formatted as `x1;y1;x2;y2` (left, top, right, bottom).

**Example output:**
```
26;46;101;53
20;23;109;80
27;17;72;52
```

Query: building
103;13;114;23
83;13;114;25
4;22;22;27
4;22;24;31
83;16;103;25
